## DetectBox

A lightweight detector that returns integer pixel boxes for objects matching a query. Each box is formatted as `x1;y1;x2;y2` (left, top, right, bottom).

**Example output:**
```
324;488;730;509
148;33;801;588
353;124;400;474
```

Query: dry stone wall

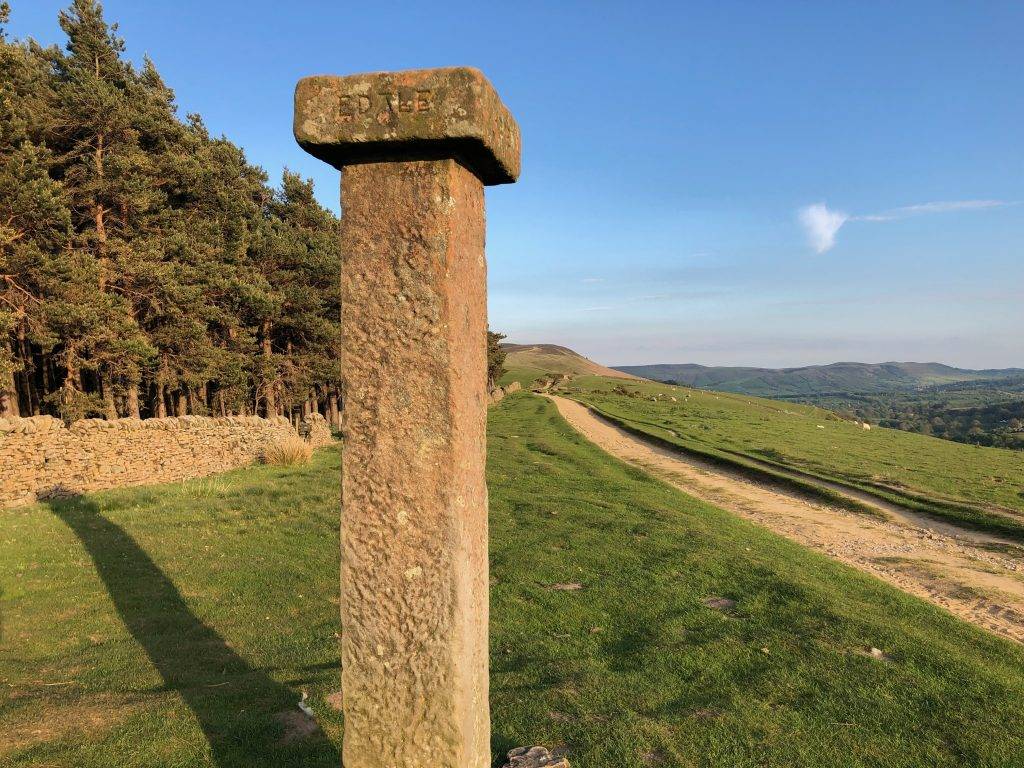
0;412;334;509
488;380;522;405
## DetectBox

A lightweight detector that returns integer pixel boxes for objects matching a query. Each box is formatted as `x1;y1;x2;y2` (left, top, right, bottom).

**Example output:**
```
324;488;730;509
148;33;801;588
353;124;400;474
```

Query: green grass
568;375;1024;539
4;394;1024;766
0;452;344;767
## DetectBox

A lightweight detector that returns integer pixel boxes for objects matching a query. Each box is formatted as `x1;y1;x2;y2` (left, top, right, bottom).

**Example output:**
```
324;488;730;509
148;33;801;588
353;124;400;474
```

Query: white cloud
799;199;1017;253
581;277;605;284
798;203;849;254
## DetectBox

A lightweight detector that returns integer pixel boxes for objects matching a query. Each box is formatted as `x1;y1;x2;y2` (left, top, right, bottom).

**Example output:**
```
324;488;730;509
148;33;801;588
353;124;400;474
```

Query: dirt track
547;394;1024;644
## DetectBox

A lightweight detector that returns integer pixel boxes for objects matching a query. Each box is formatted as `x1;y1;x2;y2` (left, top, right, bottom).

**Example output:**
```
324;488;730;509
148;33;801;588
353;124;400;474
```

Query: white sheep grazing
862;423;872;431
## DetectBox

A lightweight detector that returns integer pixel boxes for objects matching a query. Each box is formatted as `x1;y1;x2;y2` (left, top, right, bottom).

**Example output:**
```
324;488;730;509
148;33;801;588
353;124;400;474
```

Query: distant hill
502;344;637;380
614;361;1024;398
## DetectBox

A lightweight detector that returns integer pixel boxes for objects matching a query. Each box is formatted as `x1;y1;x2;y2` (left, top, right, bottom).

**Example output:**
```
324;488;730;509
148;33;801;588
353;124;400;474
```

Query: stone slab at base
501;746;570;768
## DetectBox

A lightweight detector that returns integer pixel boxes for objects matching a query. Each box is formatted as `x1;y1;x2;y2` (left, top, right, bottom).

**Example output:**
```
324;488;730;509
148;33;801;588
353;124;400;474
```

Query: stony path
547;395;1024;644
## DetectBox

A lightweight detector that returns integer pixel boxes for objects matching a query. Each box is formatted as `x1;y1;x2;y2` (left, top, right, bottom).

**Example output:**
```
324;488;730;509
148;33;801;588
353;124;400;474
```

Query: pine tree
48;0;157;418
1;1;345;423
0;4;72;416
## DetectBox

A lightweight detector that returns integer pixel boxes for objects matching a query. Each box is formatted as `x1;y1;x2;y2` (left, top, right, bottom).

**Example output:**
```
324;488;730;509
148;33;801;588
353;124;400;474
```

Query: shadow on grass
47;495;340;767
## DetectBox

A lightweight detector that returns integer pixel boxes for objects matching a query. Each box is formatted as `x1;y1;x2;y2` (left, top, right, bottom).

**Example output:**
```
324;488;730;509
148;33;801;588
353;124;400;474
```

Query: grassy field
4;394;1024;766
566;375;1024;539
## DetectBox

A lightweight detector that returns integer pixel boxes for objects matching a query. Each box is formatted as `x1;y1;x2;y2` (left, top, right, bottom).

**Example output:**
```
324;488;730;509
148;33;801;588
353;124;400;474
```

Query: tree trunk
40;353;59;416
175;389;186;417
95;146;109;291
101;373;117;419
127;385;141;419
155;384;167;418
328;392;339;430
62;346;81;420
17;322;37;415
0;368;19;417
260;318;273;416
197;383;208;415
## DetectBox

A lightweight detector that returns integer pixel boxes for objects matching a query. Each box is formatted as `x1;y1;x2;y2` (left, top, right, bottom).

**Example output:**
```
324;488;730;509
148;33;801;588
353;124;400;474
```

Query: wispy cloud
626;294;672;302
892;199;1011;215
798;199;1017;253
581;277;605;284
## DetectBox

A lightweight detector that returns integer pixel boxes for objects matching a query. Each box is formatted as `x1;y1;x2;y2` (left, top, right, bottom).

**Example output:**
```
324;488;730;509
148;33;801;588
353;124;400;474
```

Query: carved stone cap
294;67;521;185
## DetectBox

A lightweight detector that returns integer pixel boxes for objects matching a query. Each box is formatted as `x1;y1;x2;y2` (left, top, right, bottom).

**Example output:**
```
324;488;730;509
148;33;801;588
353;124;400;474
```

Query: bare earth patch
275;708;322;745
0;692;147;757
548;395;1024;643
547;582;584;591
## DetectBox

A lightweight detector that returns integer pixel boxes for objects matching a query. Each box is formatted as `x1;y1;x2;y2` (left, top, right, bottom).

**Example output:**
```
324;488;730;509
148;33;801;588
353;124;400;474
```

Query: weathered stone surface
0;413;332;508
338;159;490;767
294;67;520;185
296;65;520;768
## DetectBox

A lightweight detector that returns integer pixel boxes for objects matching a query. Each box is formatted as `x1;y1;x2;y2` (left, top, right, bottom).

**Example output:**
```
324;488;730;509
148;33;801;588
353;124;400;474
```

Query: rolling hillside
614;361;1023;398
6;397;1024;766
501;343;637;381
567;375;1024;537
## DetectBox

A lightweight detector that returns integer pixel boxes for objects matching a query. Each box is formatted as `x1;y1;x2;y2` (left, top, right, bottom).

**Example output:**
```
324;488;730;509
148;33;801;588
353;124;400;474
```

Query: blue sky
9;1;1023;368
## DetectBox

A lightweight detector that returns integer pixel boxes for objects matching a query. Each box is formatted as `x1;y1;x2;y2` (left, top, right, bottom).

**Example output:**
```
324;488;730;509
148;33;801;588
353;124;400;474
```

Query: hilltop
501;343;637;382
613;361;1024;398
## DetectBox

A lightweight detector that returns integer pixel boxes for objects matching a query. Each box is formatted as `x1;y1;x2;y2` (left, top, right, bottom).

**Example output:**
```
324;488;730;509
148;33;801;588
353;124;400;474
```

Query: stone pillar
294;68;520;768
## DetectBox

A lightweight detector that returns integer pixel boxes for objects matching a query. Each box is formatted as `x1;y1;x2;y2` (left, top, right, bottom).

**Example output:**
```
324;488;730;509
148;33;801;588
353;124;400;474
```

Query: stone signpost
294;68;520;767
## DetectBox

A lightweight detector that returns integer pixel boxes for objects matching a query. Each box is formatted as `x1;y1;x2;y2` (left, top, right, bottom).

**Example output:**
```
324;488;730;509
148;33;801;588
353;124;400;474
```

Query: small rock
502;745;570;768
703;596;736;611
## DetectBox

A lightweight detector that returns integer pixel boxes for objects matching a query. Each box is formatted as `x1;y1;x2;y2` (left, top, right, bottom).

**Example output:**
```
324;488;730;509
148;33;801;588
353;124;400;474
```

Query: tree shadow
47;495;340;767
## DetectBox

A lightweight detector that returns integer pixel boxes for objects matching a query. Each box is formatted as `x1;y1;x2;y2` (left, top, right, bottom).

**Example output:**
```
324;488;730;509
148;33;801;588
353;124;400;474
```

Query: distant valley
615;361;1024;449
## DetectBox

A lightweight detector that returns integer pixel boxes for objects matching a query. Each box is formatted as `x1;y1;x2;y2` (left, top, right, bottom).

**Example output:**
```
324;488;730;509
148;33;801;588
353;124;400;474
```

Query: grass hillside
786;375;1024;451
568;376;1024;539
502;344;636;384
4;395;1024;766
615;361;1023;398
